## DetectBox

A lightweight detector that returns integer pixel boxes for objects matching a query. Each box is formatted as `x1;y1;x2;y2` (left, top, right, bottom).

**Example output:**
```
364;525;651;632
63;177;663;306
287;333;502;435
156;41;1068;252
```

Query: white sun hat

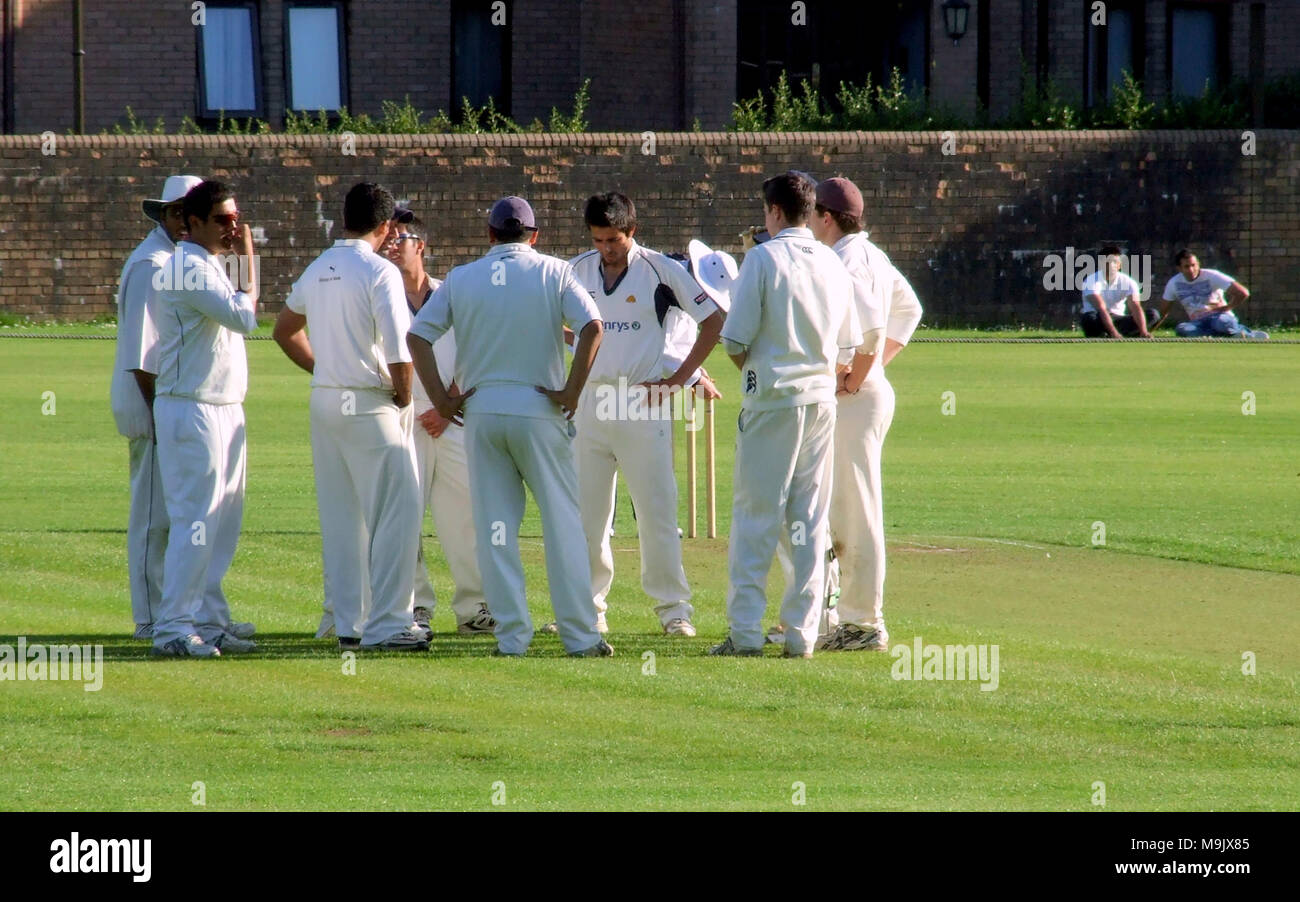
688;239;739;312
141;174;204;222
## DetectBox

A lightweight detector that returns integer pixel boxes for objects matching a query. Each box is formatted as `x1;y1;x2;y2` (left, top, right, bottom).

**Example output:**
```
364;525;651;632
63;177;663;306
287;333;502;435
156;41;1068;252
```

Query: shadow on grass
0;632;720;661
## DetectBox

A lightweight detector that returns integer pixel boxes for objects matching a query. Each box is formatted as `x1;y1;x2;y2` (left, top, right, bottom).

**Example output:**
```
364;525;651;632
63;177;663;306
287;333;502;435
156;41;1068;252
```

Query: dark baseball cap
488;196;537;231
815;177;864;219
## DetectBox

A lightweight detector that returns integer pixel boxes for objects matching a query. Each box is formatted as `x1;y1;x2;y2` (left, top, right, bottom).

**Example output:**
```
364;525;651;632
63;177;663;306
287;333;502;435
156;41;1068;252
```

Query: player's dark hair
1174;248;1196;265
815;203;862;234
1100;244;1123;257
489;224;527;242
762;171;816;225
343;182;396;234
584;192;637;234
181;180;233;226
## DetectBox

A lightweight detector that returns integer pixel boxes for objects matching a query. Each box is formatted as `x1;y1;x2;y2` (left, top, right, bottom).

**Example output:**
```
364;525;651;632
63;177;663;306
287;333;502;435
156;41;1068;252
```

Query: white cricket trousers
464;412;602;655
310;388;421;644
126;434;168;627
153;397;244;646
411;420;485;623
830;377;896;638
575;387;692;625
726;402;836;655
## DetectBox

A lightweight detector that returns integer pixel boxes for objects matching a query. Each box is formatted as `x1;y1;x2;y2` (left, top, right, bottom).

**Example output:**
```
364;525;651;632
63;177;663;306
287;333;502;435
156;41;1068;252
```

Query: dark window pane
1172;7;1219;96
1106;8;1134;91
453;1;509;113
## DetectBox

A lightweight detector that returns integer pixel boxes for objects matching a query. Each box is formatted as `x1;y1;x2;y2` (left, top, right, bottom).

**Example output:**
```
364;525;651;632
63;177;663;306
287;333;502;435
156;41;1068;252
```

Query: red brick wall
2;130;1296;326
930;0;980;117
511;0;582;126
579;1;683;131
685;0;736;130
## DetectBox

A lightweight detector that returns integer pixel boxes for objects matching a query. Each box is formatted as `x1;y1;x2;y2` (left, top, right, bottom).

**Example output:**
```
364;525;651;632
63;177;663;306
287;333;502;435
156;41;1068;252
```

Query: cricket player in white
810;177;923;652
273;183;426;651
568;193;723;636
711;171;865;658
1079;245;1151;339
151;180;259;657
382;210;494;636
407;196;611;658
112;174;201;639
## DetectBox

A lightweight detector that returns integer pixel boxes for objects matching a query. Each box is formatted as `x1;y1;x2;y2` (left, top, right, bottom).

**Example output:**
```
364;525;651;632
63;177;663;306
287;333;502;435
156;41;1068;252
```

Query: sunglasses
208;212;240;227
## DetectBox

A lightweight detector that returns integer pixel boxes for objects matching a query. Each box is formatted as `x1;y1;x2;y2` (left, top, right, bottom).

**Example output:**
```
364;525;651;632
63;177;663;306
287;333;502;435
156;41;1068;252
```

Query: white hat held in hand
688;239;739;312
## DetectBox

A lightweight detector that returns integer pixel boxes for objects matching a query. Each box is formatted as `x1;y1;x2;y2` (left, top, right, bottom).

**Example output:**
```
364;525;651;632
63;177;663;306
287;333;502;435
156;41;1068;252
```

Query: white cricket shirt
111;226;174;436
154;241;257;405
1162;268;1235;319
406;277;457;413
285;239;412;391
831;232;889;370
569;240;717;385
720;227;862;411
1080;271;1140;317
409;242;600;419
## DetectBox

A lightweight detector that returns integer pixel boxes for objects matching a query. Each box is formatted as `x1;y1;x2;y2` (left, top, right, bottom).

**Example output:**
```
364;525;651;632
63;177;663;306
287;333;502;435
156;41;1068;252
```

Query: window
196;2;262;118
1085;0;1144;106
452;0;511;115
737;0;926;105
1169;3;1229;98
285;2;348;112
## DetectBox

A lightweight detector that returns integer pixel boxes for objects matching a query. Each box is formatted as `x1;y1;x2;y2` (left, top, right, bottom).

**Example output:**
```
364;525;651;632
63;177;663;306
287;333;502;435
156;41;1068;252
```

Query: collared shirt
1162;268;1235;319
568;240;717;385
833;232;923;376
409;242;600;419
720;227;862;411
1081;271;1140;317
110;226;174;436
154;241;257;404
285;238;411;391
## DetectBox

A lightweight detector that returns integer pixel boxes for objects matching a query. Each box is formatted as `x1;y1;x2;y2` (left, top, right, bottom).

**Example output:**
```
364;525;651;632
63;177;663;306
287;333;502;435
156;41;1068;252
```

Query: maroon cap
488;196;537;231
815;177;864;219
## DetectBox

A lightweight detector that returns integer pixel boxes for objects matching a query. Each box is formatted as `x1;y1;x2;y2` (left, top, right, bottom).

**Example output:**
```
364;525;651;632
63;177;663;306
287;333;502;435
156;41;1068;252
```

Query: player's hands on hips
436;387;475;426
417;408;450;438
536;385;581;419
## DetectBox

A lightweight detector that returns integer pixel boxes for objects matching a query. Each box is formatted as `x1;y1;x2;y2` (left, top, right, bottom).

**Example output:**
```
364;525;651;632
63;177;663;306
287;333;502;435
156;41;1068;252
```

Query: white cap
142;174;204;222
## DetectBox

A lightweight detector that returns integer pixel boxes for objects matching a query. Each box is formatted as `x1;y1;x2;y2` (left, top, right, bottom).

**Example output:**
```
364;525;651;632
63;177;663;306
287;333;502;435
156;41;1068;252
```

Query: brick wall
2;130;1296;326
511;0;581;126
685;0;736;130
986;0;1026;121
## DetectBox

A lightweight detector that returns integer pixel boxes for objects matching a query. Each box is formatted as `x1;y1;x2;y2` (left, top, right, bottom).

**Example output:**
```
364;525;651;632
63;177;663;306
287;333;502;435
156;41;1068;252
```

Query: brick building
2;1;1298;134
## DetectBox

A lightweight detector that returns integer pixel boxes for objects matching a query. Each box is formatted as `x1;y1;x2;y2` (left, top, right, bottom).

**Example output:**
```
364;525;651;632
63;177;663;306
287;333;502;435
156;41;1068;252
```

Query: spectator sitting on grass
1079;245;1155;339
1153;250;1269;340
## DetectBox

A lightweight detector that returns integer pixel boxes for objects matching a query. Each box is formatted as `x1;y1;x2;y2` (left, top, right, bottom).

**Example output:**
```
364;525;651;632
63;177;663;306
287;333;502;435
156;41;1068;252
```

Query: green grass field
1;335;1297;811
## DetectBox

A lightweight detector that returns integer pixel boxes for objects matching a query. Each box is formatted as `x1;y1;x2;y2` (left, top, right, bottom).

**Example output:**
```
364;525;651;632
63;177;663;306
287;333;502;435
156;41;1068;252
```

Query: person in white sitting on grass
1153;249;1268;340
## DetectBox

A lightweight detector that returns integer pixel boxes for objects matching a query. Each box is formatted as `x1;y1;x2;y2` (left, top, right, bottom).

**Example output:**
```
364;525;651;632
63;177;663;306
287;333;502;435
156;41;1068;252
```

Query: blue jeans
1175;311;1254;338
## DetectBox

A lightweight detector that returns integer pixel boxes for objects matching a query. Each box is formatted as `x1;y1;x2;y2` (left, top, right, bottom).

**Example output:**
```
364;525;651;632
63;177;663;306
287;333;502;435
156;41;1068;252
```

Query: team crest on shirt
625;295;636;303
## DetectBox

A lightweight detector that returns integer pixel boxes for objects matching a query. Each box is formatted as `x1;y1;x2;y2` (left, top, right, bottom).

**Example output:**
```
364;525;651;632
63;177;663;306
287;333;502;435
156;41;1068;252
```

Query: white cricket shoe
412;606;433;631
663;618;697;637
361;629;430;651
456;606;497;636
151;635;221;658
816;624;888;652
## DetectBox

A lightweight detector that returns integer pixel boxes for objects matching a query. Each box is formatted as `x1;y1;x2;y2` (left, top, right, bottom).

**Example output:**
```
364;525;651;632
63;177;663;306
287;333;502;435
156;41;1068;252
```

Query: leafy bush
103;82;592;136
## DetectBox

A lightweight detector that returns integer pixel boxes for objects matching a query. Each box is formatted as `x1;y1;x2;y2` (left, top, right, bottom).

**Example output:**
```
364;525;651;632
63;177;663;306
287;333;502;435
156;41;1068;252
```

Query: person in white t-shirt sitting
1079;246;1154;339
1153;249;1269;340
